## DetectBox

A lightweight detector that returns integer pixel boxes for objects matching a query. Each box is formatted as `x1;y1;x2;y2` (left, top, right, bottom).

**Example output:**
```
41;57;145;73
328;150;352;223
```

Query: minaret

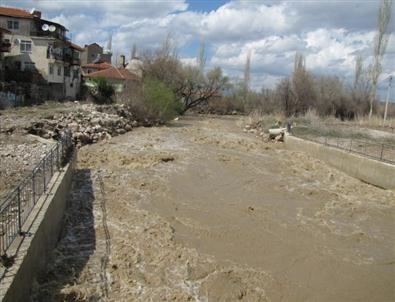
106;33;112;54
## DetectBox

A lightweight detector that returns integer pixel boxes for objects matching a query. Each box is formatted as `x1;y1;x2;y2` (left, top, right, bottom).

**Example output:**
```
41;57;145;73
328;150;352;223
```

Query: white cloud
21;0;188;19
199;2;291;41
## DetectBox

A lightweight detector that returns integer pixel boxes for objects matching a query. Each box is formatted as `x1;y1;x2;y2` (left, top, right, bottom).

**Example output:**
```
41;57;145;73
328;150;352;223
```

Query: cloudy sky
3;0;395;98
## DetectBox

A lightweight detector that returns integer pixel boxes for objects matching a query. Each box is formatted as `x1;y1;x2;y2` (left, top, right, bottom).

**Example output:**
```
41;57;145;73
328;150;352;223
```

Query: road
33;115;395;301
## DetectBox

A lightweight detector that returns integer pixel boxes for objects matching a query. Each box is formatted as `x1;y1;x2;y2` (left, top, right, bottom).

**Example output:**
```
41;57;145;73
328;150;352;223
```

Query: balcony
30;30;69;42
45;45;81;65
47;53;63;62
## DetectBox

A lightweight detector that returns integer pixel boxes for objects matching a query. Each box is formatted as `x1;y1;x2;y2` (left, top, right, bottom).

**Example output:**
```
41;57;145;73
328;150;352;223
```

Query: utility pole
383;75;393;124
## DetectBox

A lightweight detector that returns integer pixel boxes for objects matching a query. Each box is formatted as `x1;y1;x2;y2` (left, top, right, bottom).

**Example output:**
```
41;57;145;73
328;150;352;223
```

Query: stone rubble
0;135;54;197
0;103;143;197
243;122;285;142
26;104;140;147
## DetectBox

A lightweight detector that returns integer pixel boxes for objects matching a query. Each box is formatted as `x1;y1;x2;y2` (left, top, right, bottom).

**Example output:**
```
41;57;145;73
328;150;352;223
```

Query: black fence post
43;158;46;192
50;149;53;176
56;143;60;170
17;186;22;235
32;170;36;204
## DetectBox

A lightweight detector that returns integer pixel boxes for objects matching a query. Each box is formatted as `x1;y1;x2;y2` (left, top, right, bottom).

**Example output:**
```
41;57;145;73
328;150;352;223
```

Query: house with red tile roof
84;66;139;93
0;6;83;99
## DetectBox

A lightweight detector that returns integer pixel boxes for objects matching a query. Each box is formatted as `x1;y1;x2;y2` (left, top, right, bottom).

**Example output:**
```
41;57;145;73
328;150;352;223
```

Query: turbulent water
33;115;395;301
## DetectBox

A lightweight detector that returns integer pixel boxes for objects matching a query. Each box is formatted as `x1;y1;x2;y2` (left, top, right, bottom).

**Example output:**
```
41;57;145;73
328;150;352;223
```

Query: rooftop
68;42;84;52
83;62;113;70
0;6;67;31
0;6;34;19
84;67;139;81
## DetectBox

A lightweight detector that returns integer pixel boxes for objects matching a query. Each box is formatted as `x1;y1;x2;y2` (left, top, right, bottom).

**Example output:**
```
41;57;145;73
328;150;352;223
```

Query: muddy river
33;115;395;301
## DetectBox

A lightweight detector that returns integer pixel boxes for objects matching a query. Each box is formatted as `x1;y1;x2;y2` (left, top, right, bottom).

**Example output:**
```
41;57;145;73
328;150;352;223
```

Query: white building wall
3;33;66;83
65;65;81;98
1;16;81;99
0;16;31;36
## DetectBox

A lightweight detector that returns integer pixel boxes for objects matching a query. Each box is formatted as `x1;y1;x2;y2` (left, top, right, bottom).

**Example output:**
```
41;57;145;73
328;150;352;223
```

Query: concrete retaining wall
0;152;76;302
285;135;395;190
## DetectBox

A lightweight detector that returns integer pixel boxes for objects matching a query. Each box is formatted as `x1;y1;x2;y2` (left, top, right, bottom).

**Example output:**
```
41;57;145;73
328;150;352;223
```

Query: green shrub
89;77;115;104
143;77;181;121
121;78;181;123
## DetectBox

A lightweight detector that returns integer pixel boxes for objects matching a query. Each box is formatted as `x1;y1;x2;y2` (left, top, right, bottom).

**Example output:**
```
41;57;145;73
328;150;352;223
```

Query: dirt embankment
33;115;395;302
0;102;141;197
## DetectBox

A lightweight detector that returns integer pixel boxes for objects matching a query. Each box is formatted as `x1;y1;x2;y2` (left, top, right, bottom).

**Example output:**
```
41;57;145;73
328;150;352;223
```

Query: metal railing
0;130;74;256
293;134;395;165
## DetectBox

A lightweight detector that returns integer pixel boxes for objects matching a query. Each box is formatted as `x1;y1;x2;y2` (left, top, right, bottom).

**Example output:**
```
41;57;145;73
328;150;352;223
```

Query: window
20;40;32;53
49;64;54;75
57;65;62;76
7;20;19;30
64;66;70;77
73;69;79;79
24;62;35;71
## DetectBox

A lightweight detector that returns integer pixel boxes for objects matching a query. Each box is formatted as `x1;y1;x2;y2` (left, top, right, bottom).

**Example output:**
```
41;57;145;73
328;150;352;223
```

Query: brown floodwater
144;117;395;301
34;115;395;301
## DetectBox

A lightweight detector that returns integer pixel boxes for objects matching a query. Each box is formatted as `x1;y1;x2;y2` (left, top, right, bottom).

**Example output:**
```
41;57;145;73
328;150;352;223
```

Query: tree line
109;0;393;123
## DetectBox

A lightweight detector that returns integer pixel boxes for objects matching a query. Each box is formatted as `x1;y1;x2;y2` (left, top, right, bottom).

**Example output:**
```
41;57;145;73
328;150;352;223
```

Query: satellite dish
49;25;56;32
42;24;49;31
30;8;35;14
14;38;21;45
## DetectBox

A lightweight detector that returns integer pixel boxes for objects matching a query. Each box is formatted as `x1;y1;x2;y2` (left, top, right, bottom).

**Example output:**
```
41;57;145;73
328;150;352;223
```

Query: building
0;27;11;80
0;6;82;99
84;66;139;93
125;56;143;78
81;43;112;66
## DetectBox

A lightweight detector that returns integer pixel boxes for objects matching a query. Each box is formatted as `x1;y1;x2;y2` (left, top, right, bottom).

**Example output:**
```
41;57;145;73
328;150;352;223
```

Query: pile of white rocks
27;104;139;147
243;124;266;138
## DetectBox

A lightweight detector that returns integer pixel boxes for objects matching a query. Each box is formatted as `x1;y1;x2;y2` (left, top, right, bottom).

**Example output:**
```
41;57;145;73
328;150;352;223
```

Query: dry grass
354;115;395;129
246;110;395;145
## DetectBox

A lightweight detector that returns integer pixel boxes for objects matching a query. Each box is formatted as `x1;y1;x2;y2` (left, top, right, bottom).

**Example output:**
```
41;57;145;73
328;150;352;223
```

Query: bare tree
142;36;229;113
354;55;364;90
351;56;372;116
197;36;206;74
368;0;393;118
383;75;393;123
291;52;316;114
243;50;252;101
180;66;229;112
277;77;292;116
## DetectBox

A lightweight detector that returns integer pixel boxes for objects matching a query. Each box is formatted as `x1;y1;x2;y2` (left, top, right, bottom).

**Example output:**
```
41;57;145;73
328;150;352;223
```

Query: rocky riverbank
0;102;146;197
25;104;141;147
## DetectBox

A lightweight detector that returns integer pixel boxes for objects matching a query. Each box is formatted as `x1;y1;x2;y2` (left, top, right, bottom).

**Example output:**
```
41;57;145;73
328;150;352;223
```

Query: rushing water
35;116;395;301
